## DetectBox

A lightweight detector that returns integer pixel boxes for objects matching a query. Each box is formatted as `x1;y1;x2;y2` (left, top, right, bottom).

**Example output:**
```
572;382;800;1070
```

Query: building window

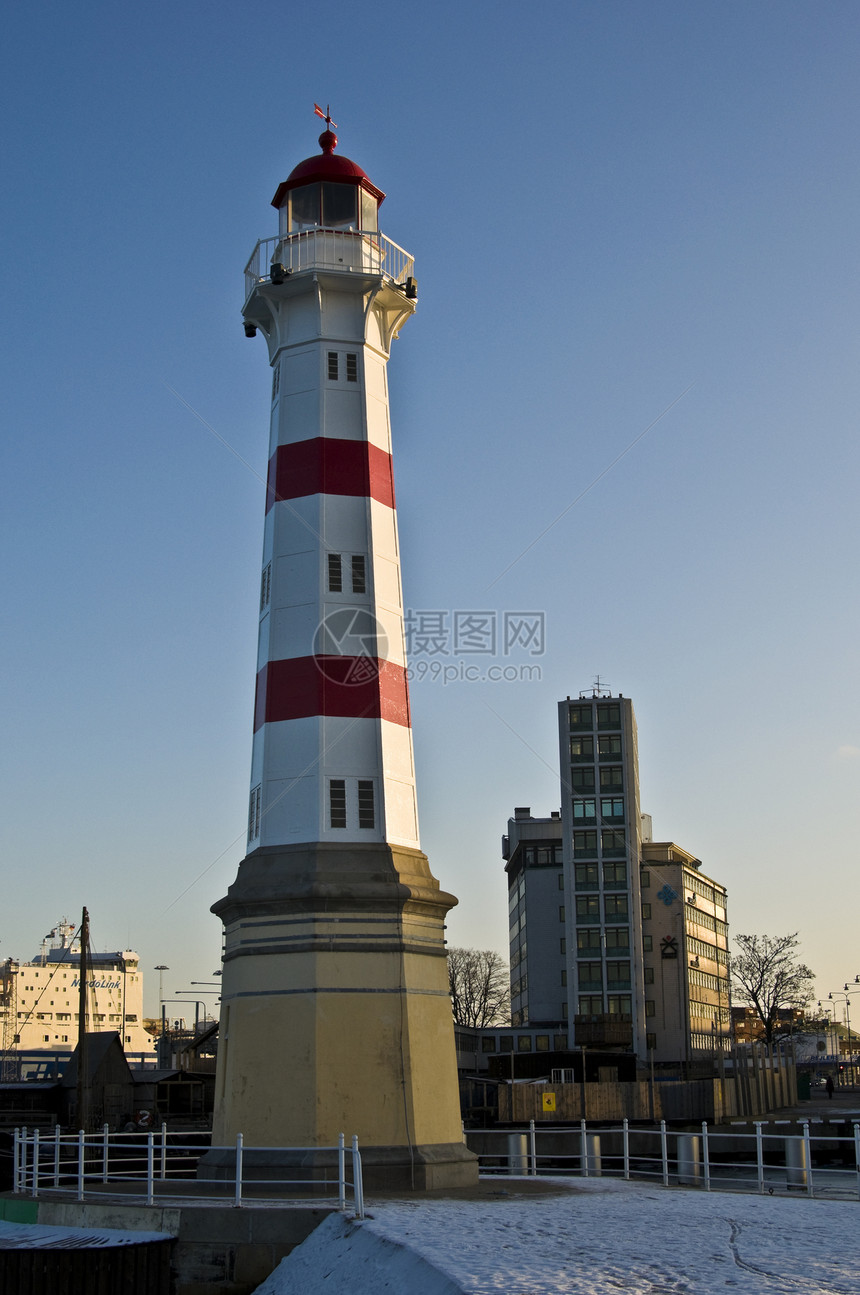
579;995;603;1015
272;364;280;400
598;735;622;759
558;905;566;922
554;1033;568;1049
570;736;594;761
517;1035;532;1052
641;903;652;919
327;351;339;381
644;966;654;984
596;703;621;728
248;784;262;842
646;1032;657;1051
560;938;566;954
601;829;626;857
346;353;358;382
605;927;629;952
260;562;272;612
558;873;564;889
535;1034;550;1052
578;962;602;990
328;553;343;592
607;995;632;1016
573;831;598;858
599;766;623;791
643;935;653;952
568;704;592;728
577;928;601;951
645;1000;656;1017
574;862;599;890
357;780;375;829
481;1036;496;1053
606;961;631;988
602;860;627;888
573;799;596;824
351;555;367;594
560;970;567;986
575;896;600;924
604;895;628;922
571;767;595;791
600;797;625;821
640;870;651;888
498;1036;513;1053
329;779;347;829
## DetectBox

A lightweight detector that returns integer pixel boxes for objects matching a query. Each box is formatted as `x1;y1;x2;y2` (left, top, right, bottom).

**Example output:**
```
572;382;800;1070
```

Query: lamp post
818;1000;836;1059
828;986;860;1085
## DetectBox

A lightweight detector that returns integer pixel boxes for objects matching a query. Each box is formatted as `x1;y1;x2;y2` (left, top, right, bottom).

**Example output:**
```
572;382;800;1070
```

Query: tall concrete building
503;690;730;1065
210;117;475;1189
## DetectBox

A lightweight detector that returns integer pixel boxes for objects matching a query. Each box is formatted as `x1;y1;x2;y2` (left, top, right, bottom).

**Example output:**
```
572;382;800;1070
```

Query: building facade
0;920;155;1078
503;691;730;1065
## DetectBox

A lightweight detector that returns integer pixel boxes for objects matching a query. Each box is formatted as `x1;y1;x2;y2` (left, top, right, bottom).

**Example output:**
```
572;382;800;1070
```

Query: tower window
328;553;343;592
351;555;366;594
327;352;339;381
357;780;375;829
272;364;280;400
346;353;358;382
260;563;271;612
248;784;262;842
329;780;347;829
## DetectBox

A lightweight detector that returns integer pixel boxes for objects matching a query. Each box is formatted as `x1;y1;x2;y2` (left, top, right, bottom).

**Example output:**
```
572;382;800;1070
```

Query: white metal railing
13;1125;364;1218
468;1118;860;1201
243;229;414;299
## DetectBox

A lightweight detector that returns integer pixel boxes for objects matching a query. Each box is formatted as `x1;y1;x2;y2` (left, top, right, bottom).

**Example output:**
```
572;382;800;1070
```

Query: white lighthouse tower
210;115;476;1190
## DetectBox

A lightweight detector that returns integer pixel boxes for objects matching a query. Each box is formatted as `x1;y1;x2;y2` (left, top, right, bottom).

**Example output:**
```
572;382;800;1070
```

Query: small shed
61;1033;135;1130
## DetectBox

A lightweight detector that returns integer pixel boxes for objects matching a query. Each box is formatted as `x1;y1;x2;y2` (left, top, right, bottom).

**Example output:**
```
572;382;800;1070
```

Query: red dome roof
271;131;385;209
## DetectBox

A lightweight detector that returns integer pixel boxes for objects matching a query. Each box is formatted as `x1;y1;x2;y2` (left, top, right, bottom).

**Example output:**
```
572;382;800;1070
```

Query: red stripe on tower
266;438;396;512
254;656;411;731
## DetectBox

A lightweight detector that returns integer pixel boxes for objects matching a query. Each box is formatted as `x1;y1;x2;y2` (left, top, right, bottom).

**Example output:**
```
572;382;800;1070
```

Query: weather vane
314;102;337;130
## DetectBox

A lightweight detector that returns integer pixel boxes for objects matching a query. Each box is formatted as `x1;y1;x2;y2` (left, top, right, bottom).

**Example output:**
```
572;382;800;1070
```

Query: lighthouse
210;115;477;1190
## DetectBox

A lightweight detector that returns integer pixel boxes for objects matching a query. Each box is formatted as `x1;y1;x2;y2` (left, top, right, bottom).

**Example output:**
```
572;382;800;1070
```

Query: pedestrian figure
825;1075;834;1099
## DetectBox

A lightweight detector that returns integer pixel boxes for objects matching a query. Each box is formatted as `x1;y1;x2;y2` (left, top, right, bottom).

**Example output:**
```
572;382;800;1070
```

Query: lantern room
271;129;385;238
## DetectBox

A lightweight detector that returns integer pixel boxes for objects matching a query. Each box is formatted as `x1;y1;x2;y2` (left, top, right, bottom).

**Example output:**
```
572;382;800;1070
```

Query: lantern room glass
284;182;377;234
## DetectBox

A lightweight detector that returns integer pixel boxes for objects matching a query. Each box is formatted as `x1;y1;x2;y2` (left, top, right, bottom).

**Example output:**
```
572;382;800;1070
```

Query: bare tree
731;933;815;1045
447;947;511;1028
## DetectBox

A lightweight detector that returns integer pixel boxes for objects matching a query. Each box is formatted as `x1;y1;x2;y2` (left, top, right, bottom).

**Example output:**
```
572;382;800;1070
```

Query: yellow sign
542;1092;557;1112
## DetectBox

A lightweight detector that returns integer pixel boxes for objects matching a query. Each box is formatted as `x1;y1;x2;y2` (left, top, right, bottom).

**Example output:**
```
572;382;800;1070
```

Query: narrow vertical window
329;780;347;829
248;785;262;843
327;351;339;381
351;555;366;594
271;364;280;400
327;553;342;592
346;353;358;382
260;562;271;612
357;780;375;829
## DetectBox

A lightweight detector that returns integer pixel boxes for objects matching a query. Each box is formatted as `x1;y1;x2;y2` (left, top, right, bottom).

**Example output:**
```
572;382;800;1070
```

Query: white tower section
210;126;476;1191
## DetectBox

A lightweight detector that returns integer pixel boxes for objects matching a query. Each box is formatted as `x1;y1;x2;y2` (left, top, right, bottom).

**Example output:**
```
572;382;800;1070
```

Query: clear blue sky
2;2;859;1021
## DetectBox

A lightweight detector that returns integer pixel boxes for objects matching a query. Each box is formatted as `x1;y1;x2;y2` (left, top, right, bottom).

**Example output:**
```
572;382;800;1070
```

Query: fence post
803;1121;813;1198
13;1128;21;1193
102;1123;110;1183
31;1127;40;1198
853;1122;860;1201
580;1119;589;1178
755;1122;764;1193
77;1129;85;1202
53;1125;61;1187
234;1133;244;1208
622;1118;630;1180
352;1135;364;1219
702;1121;711;1192
660;1120;668;1187
338;1133;346;1211
529;1119;536;1176
160;1122;168;1181
146;1131;155;1207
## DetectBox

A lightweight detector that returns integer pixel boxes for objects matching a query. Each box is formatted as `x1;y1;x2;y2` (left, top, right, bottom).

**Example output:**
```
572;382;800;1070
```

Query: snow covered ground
254;1177;860;1294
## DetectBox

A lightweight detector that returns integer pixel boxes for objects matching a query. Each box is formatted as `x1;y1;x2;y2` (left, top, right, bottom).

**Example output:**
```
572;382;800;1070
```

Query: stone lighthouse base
199;1141;478;1193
